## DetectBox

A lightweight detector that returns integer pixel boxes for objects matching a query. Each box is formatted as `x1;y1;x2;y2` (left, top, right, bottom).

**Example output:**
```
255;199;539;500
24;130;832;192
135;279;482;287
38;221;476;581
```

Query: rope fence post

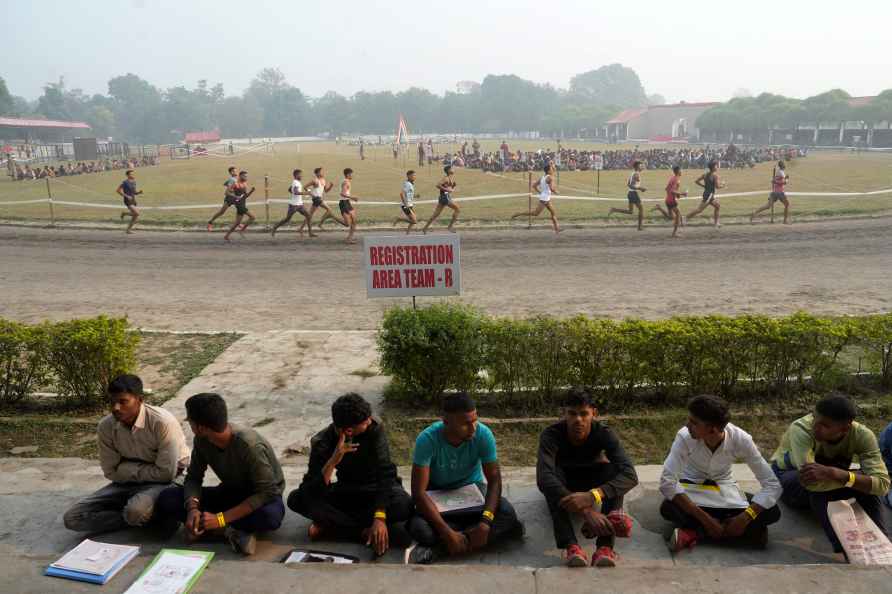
46;177;55;227
264;174;270;229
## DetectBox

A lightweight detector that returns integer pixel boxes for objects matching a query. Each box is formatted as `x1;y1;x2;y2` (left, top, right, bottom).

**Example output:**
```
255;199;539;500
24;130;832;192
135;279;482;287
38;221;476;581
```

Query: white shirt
402;181;415;207
659;423;781;510
310;178;325;198
539;175;552;202
289;180;304;206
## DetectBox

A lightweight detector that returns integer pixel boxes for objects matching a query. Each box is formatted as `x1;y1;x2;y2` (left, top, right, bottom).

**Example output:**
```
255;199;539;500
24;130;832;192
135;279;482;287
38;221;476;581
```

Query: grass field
2;140;892;227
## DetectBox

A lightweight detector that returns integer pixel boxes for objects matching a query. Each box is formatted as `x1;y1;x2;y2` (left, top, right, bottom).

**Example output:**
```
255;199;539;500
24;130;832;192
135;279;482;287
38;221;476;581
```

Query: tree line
697;89;892;132
0;64;660;144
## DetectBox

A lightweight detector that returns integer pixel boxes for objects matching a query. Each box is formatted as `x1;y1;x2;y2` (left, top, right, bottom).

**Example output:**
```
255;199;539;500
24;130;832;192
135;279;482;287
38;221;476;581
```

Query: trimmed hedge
378;305;892;404
0;316;139;409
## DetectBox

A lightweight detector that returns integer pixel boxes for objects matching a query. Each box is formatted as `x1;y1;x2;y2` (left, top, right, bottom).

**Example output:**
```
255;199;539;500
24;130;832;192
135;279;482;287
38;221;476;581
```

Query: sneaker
564;544;588;568
404;543;435;565
667;527;697;553
592;546;617;568
607;510;633;538
224;526;256;556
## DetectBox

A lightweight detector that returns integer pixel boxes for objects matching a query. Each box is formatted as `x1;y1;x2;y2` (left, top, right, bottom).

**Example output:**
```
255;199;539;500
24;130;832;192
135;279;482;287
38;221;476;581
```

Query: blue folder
45;547;139;585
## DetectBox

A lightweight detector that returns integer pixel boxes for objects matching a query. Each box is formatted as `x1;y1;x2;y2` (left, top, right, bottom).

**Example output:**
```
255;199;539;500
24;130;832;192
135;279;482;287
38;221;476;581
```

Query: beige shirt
98;403;190;484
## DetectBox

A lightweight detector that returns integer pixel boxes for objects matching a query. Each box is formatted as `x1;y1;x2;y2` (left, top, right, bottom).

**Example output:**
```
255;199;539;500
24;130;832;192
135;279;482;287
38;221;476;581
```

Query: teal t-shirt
412;421;498;490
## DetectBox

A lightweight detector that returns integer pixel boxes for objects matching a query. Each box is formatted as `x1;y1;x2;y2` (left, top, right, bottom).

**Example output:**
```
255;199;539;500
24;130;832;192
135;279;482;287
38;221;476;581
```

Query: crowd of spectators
8;156;158;181
457;144;807;173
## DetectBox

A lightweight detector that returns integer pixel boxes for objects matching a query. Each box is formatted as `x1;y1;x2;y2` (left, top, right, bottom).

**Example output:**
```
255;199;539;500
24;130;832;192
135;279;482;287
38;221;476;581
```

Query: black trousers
287;483;413;540
544;463;624;549
774;465;887;553
407;483;520;549
659;496;781;543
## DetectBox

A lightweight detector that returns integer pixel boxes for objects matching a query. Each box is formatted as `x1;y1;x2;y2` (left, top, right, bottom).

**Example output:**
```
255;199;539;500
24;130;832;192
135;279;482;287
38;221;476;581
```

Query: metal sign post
593;153;604;195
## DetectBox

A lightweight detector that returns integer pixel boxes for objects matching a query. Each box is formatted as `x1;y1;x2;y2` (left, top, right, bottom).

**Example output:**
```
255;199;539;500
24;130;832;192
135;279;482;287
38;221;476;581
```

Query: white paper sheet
51;539;139;576
427;483;485;513
285;551;354;564
680;480;749;509
124;551;208;594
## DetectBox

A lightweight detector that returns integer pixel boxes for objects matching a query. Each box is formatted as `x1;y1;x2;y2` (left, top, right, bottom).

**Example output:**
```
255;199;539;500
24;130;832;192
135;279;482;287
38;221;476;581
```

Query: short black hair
314;167;322;175
108;374;144;399
331;393;372;428
344;168;353;176
632;160;641;169
688;395;730;429
816;394;857;423
185;393;228;432
125;169;134;176
707;160;718;171
407;170;415;177
444;165;453;174
443;391;475;414
563;386;595;409
672;165;682;175
228;166;236;174
778;160;786;169
239;170;247;176
293;168;301;177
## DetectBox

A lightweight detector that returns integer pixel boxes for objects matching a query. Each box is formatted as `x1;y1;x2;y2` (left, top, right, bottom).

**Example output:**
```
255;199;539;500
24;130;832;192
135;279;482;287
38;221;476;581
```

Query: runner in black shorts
116;169;143;234
393;170;423;234
686;160;725;228
751;160;792;225
422;165;460;233
207;166;238;231
338;168;360;244
608;160;647;230
271;168;315;238
223;170;256;242
306;167;348;232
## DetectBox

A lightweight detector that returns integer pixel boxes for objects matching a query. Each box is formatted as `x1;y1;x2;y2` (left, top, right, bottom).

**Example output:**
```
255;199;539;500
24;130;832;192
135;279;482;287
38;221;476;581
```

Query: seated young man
660;395;782;552
406;392;524;564
287;393;413;557
536;387;638;568
880;421;892;508
771;394;890;554
156;393;286;556
64;374;190;533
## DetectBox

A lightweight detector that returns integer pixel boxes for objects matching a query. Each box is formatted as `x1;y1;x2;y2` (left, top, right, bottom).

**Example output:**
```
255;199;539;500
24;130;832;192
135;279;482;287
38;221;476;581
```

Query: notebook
46;539;140;585
124;549;214;594
427;483;486;514
284;550;358;564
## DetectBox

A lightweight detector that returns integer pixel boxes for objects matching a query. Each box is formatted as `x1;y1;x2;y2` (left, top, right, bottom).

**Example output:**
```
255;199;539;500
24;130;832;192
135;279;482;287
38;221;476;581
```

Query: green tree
0;76;13;115
569;64;648;108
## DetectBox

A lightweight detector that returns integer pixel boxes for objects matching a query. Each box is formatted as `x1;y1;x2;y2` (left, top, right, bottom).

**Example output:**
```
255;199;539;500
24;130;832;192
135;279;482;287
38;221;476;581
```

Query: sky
4;0;891;103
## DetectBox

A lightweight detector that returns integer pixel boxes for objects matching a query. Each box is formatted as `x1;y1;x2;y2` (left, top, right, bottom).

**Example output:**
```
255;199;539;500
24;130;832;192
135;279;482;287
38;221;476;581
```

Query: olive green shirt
183;424;285;511
771;414;890;496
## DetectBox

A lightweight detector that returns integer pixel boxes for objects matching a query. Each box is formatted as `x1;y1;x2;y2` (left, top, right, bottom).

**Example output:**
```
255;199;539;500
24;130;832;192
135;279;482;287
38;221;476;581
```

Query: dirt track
1;219;890;331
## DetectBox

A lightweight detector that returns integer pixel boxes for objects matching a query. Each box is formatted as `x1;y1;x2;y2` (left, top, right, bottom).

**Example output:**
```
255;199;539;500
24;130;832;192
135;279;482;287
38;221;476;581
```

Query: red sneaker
607;509;633;538
592;546;617;568
206;223;213;232
668;527;698;553
564;544;588;567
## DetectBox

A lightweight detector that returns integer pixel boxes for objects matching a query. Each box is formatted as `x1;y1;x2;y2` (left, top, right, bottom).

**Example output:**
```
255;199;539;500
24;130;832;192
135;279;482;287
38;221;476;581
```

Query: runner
751;160;791;224
223;170;256;242
686;160;725;227
300;167;346;232
116;169;143;234
338;168;360;244
270;168;315;238
511;162;561;234
393;169;422;234
665;165;687;238
607;160;647;230
422;165;460;234
207;166;238;231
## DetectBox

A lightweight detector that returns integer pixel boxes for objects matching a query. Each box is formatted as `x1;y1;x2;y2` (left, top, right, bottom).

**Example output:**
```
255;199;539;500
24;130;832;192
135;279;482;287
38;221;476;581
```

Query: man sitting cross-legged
771;394;890;555
406;392;524;564
660;395;782;552
156;393;286;556
64;374;190;534
287;393;413;558
537;387;639;568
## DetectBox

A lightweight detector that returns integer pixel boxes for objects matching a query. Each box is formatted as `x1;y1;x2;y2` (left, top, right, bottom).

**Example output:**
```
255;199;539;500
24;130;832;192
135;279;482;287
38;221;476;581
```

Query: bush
378;304;484;403
0;319;51;405
46;316;139;408
378;307;885;408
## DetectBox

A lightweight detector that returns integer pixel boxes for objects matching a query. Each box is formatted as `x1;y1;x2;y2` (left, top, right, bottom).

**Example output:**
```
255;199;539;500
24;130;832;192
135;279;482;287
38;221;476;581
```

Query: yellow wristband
845;471;856;488
744;506;758;520
482;510;495;522
374;511;387;520
216;512;226;528
590;489;603;506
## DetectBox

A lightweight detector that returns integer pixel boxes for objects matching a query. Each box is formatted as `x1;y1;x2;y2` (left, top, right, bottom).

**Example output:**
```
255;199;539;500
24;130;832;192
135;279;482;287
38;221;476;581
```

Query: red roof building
0;117;92;143
605;102;721;142
184;130;221;144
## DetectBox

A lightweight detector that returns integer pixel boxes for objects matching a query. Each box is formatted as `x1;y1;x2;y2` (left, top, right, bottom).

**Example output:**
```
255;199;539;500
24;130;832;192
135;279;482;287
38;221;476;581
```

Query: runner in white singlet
607;160;647;230
299;167;347;232
510;161;561;234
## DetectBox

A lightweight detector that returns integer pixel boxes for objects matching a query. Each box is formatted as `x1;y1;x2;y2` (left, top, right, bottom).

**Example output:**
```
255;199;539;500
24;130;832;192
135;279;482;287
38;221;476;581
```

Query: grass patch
0;418;97;458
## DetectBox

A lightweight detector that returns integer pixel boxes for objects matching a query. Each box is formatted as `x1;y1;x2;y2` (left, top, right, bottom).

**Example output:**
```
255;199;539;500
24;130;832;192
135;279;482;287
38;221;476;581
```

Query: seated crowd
63;375;890;566
10;157;157;181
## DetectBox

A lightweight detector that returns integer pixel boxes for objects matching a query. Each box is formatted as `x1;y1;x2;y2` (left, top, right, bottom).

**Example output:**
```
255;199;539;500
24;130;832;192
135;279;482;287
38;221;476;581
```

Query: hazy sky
5;0;890;103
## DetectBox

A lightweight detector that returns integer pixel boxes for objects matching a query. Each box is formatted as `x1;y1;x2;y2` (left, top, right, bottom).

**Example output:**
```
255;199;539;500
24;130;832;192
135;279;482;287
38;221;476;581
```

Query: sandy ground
1;218;891;332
